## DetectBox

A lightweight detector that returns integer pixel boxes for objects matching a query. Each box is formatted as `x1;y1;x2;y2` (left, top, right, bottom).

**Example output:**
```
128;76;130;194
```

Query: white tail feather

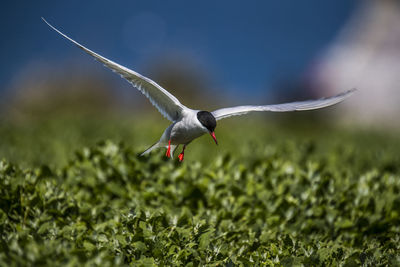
140;142;179;159
140;142;161;156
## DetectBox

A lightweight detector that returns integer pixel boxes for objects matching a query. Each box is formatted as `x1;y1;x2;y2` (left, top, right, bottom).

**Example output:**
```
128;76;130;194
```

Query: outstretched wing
211;89;356;120
42;18;188;122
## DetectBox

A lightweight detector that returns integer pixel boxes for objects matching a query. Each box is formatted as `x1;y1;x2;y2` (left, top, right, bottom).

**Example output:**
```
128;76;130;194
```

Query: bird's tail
140;142;179;158
140;142;161;156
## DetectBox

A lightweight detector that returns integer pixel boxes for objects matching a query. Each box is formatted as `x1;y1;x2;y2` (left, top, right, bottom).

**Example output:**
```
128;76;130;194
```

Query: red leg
166;140;171;158
178;145;186;162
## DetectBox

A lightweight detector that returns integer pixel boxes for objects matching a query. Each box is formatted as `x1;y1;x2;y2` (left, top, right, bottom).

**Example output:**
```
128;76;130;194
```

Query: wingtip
343;88;357;98
41;17;52;28
334;88;357;99
348;88;357;94
41;17;59;31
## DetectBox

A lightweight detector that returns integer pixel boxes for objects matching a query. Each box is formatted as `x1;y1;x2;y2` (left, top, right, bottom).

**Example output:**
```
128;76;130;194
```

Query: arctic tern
43;18;355;162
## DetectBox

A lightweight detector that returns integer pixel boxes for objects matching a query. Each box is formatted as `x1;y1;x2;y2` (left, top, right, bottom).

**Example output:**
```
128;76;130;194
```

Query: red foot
166;140;171;158
178;145;186;162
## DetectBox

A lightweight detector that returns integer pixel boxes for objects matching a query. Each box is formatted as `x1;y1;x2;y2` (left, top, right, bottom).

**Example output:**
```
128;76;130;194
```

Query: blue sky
1;0;356;101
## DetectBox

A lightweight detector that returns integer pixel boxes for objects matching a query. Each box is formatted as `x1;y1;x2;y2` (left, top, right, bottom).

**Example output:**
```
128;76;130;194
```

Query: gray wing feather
212;89;356;120
42;18;186;122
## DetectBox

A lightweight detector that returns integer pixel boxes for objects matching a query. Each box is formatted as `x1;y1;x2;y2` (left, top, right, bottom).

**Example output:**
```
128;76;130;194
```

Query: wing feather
42;18;187;122
212;89;356;120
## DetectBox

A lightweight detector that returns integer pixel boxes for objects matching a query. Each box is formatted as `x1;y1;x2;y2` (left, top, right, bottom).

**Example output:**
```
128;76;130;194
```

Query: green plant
1;125;399;266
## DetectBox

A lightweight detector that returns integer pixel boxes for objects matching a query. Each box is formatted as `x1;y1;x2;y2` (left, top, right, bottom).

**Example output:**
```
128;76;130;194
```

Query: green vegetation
0;115;400;266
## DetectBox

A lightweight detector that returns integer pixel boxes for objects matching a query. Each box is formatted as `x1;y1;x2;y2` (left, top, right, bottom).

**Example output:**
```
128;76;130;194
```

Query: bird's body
43;18;356;161
169;110;207;145
143;109;208;157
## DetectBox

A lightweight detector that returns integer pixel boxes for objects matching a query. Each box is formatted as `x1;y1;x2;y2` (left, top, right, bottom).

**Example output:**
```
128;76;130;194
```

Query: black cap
197;111;217;132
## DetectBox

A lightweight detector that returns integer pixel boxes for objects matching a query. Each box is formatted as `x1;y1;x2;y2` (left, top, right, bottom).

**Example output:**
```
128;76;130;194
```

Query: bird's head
197;111;218;145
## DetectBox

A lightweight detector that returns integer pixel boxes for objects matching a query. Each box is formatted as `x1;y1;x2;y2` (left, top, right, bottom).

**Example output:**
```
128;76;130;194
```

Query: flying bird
42;18;355;162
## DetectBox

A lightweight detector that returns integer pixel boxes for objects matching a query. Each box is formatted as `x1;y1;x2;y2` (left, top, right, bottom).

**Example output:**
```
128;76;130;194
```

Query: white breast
170;110;208;145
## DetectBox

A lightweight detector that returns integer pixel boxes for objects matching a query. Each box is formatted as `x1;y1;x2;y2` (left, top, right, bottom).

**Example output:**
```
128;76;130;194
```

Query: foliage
0;116;400;266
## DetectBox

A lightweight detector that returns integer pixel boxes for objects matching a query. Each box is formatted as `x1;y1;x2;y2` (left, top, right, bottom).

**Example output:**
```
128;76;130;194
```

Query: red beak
210;131;218;145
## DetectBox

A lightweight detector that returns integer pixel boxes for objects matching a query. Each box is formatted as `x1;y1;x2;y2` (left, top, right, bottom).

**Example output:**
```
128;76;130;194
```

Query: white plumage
211;88;355;120
43;18;355;161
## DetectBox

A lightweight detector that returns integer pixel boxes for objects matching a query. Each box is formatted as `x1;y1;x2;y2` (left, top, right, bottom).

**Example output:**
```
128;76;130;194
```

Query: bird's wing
42;18;188;122
211;88;356;120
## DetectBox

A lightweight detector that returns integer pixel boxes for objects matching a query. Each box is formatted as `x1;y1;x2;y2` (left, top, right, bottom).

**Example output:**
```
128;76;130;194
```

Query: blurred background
0;0;399;166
